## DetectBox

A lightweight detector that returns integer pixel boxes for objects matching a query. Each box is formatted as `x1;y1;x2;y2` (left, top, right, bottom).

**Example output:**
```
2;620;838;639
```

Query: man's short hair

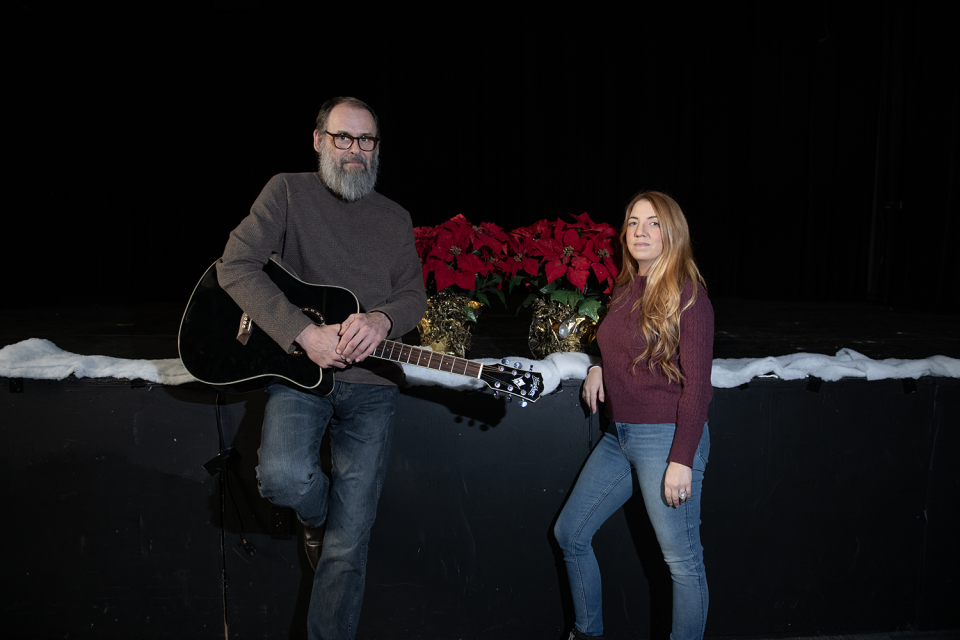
315;97;380;137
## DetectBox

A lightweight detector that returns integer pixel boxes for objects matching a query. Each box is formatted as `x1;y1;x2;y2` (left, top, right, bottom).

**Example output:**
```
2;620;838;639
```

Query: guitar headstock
479;359;544;406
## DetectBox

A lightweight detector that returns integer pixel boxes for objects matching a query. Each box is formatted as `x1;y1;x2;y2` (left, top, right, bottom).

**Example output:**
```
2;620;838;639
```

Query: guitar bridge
237;312;254;345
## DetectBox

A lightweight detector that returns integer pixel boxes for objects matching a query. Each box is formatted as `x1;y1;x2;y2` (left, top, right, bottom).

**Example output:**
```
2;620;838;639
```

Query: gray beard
317;144;379;202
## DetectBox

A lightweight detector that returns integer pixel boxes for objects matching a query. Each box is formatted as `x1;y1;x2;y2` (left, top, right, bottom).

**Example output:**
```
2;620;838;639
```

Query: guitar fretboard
372;340;483;379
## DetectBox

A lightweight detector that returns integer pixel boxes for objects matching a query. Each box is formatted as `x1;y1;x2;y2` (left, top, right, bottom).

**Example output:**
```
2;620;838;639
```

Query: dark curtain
8;1;956;310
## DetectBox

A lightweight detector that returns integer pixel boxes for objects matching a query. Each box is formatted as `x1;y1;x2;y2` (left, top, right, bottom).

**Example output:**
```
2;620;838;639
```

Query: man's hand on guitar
337;312;391;364
296;324;347;369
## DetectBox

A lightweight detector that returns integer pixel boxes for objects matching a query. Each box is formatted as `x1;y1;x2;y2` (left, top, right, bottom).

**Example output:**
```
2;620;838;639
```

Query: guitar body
178;259;359;395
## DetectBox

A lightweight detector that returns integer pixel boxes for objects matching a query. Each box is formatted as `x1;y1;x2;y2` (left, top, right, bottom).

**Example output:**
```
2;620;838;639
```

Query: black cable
215;391;229;635
215;392;256;556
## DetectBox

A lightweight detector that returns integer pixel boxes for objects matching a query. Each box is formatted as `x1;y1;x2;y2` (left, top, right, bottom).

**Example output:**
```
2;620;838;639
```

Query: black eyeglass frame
323;131;381;151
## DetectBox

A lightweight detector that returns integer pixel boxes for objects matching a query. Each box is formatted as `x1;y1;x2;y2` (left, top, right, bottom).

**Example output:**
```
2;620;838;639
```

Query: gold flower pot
528;298;599;360
417;288;483;358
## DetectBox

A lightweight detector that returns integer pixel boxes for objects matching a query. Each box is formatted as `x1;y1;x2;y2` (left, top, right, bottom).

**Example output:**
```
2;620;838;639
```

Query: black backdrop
8;1;957;311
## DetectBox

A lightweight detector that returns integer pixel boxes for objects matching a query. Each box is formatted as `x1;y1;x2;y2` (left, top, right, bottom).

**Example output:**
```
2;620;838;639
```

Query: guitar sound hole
301;307;326;325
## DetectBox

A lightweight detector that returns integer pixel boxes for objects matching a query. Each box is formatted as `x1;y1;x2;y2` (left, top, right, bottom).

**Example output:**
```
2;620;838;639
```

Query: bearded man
217;96;427;640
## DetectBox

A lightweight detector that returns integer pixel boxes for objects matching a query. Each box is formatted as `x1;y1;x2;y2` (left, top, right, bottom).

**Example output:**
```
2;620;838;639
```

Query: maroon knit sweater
597;276;714;467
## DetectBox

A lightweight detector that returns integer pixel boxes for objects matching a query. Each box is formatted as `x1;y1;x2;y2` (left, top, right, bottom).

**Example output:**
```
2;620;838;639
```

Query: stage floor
2;298;958;363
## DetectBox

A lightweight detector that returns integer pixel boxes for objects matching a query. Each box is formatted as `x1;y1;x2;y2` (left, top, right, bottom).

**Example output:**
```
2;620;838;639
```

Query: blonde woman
555;191;714;640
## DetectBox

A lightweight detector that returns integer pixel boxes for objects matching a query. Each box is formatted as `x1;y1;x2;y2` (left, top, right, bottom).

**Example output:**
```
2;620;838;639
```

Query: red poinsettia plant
504;212;619;321
415;214;509;321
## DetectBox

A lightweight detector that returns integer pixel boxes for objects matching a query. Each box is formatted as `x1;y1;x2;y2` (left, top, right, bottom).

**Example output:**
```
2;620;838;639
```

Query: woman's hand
664;461;693;508
581;366;605;414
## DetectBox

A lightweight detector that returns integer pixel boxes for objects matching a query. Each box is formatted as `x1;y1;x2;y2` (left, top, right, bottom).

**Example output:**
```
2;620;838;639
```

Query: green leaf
550;288;583;307
464;305;478;323
578;298;602;321
475;291;490;307
539;279;557;296
520;292;539;309
506;275;524;294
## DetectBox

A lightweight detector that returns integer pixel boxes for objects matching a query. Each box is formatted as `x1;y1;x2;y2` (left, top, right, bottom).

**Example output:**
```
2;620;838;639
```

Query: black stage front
2;298;958;363
2;300;958;639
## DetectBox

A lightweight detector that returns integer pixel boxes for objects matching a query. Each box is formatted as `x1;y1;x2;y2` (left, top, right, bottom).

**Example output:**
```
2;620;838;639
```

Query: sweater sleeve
668;284;715;467
367;220;428;340
216;175;314;353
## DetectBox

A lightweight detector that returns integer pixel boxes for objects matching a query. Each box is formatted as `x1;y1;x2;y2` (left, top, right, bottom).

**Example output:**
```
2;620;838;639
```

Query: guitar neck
371;340;482;379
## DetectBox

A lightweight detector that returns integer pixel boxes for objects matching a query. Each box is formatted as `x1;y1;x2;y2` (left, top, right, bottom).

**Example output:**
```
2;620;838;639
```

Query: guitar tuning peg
524;372;531;379
493;390;500;399
507;385;514;392
501;358;508;365
520;400;528;408
506;395;513;403
514;362;521;368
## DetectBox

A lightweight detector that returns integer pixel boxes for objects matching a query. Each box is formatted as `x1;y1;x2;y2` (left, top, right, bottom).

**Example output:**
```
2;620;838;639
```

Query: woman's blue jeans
257;381;398;640
554;423;710;640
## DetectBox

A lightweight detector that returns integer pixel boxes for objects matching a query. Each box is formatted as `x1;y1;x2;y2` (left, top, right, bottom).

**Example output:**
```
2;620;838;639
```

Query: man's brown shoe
303;522;326;572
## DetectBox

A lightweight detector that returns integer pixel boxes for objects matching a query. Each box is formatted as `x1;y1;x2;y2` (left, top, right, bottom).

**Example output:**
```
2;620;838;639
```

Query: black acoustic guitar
178;258;543;404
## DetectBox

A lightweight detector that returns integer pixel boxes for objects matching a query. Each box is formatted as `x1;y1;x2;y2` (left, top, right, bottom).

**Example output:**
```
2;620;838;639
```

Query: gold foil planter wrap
528;297;599;360
417;289;482;358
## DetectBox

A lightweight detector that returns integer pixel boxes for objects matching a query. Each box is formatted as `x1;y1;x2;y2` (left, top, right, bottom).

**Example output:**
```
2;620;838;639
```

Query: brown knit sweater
597;276;714;467
217;173;428;386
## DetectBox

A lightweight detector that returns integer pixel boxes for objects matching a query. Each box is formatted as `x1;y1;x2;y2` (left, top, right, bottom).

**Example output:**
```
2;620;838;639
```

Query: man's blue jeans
554;423;710;640
257;381;399;640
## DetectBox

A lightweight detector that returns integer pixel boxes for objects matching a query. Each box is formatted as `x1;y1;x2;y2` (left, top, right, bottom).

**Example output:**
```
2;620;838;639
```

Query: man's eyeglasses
324;131;380;152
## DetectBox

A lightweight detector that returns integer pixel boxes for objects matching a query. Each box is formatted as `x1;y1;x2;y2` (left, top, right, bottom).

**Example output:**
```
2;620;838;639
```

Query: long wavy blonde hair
612;191;705;383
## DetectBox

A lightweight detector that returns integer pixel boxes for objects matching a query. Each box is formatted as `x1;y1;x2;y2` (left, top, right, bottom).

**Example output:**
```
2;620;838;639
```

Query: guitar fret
377;341;478;380
366;341;538;400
